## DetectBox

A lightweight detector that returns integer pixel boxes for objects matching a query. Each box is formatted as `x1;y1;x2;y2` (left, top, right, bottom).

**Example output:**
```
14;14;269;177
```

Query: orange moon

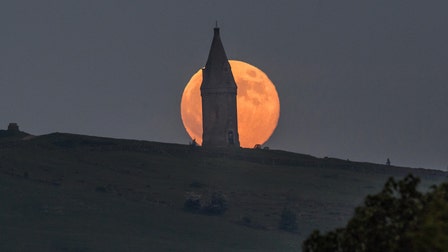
180;60;280;148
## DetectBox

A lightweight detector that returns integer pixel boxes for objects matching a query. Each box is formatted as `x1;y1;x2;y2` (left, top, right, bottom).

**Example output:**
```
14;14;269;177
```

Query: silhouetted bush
184;192;202;212
184;191;228;215
279;207;298;232
203;192;228;215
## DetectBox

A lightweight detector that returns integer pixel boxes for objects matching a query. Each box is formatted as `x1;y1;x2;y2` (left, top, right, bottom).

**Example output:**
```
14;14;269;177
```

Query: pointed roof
204;27;229;70
201;27;237;90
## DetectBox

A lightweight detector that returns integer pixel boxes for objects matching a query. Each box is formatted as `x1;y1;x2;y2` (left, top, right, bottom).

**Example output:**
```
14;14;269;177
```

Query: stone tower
201;27;240;148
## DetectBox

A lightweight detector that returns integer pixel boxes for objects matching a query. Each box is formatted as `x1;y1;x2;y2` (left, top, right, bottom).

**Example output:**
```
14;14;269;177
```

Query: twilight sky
1;1;447;170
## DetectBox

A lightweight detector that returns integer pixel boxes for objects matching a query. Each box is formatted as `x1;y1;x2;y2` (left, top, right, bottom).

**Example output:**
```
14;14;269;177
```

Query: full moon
181;60;280;148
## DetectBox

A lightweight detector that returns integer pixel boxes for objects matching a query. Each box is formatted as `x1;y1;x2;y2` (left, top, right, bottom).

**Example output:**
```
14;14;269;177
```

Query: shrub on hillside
203;192;228;215
184;191;228;215
184;192;202;213
279;207;298;232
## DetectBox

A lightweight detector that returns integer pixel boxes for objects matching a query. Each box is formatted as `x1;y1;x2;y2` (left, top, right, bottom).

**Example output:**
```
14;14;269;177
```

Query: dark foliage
203;192;228;215
184;191;228;215
303;174;448;252
183;192;202;213
278;207;298;232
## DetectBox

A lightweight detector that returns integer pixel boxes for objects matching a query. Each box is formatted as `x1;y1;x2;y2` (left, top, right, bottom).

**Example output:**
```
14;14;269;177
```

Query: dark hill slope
0;129;31;143
0;133;446;251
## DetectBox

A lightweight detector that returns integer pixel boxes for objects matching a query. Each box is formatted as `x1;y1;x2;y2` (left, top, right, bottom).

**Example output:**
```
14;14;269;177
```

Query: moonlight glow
181;60;280;148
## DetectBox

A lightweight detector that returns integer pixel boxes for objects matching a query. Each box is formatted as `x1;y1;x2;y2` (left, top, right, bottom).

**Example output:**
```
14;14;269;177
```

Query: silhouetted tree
303;174;448;251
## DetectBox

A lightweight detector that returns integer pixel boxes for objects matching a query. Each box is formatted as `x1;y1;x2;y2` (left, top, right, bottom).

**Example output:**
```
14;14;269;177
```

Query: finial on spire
213;20;220;34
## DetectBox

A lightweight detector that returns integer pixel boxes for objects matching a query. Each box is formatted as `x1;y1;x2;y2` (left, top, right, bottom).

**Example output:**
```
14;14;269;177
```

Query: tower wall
201;87;239;147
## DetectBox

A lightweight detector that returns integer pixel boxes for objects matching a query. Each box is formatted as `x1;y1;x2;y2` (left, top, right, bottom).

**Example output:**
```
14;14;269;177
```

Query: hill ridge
10;132;444;174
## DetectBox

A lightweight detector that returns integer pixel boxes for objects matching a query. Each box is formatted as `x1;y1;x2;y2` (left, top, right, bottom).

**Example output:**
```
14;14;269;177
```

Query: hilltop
0;132;446;251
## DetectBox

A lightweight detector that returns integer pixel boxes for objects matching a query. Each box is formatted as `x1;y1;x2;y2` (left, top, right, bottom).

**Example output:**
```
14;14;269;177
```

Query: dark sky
1;1;447;169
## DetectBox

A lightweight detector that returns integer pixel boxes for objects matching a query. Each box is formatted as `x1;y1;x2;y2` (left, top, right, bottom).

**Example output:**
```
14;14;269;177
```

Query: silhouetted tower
201;27;240;148
7;123;19;132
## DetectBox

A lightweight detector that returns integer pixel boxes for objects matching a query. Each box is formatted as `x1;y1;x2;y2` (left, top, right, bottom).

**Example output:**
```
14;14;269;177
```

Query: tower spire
202;25;235;89
200;27;240;148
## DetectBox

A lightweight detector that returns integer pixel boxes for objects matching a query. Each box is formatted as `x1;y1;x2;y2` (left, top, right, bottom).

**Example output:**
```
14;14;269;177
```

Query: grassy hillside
0;133;446;251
